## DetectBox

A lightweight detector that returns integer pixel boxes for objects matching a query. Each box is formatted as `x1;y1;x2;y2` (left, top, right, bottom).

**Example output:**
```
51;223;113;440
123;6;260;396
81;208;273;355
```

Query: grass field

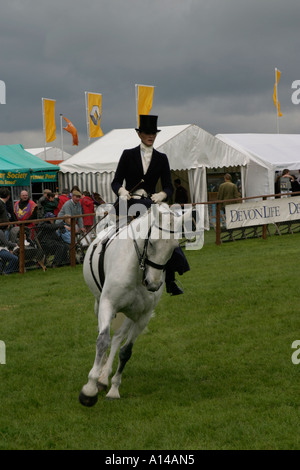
0;230;300;450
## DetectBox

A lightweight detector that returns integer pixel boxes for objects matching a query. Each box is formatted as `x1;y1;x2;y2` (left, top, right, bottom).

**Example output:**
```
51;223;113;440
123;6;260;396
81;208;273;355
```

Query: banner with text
225;196;300;229
30;171;58;183
0;170;30;186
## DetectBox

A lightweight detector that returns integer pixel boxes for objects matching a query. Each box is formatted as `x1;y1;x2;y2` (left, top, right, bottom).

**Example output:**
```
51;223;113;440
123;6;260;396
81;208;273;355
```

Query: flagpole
42;98;47;160
275;68;279;134
60;114;64;160
135;84;139;128
85;91;90;145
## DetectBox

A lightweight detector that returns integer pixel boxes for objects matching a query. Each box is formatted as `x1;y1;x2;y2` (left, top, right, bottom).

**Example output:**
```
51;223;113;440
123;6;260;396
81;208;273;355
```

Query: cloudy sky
1;0;300;154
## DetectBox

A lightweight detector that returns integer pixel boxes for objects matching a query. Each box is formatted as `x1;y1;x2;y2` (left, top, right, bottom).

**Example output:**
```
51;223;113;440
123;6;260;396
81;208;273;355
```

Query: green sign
30;171;58;183
0;170;31;186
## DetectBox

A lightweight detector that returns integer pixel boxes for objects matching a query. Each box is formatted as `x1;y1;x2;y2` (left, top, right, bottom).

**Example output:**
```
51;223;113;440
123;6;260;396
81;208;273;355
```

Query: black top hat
136;115;161;134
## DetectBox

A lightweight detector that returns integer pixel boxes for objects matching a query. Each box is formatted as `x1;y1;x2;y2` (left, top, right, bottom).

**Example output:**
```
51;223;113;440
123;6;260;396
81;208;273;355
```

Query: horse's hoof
79;391;98;407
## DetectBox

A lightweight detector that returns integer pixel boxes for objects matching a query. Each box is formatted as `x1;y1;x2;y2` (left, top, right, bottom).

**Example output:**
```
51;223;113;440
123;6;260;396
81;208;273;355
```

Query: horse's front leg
79;299;113;407
106;311;153;400
97;316;132;391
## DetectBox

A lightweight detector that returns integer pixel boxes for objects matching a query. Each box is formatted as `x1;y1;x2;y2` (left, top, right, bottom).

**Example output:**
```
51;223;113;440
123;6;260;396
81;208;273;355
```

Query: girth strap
89;236;110;292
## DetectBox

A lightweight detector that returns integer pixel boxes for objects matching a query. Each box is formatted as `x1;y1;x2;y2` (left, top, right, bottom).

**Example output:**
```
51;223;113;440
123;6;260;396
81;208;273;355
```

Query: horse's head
142;204;182;292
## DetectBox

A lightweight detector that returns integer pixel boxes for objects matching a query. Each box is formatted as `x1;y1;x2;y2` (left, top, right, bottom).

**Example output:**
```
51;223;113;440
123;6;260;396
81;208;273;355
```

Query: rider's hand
151;191;167;203
118;187;131;200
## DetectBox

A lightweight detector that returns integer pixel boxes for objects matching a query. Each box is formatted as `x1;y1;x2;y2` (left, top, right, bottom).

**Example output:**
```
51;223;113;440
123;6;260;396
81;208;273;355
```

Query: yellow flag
137;85;154;126
43;98;56;142
87;92;103;138
273;69;282;117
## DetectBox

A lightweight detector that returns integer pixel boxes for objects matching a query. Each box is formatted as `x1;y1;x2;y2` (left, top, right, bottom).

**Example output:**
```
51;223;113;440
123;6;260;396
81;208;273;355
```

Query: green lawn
0;231;300;449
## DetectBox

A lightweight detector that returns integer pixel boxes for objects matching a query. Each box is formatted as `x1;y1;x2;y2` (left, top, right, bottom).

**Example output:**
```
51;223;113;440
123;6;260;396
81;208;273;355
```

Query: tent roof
0;144;60;172
26;147;72;162
216;134;300;171
59;125;192;174
59;124;249;174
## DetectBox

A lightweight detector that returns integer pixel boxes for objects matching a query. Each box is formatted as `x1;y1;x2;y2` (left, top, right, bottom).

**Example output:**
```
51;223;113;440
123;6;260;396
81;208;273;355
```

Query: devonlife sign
225;196;300;229
0;80;6;104
0;341;5;364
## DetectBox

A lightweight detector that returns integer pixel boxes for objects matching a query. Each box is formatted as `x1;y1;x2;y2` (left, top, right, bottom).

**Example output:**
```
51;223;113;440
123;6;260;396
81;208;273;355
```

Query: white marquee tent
59;124;300;211
58;124;248;204
215;133;300;197
27;147;72;163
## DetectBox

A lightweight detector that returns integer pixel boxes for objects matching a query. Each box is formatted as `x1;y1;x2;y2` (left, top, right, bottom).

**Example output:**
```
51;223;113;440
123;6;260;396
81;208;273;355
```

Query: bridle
131;216;176;278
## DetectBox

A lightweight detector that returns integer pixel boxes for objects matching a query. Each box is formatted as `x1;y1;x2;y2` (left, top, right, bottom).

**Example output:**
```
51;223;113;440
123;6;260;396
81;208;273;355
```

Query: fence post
70;218;76;267
19;223;25;274
216;203;221;245
262;196;267;239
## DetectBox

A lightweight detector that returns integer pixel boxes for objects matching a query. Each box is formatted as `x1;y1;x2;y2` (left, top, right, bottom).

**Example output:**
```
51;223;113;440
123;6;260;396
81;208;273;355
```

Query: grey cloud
0;0;300;155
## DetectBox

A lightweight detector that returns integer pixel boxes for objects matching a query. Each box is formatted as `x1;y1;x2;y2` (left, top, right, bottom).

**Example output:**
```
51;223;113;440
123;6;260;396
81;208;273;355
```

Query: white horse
79;203;185;406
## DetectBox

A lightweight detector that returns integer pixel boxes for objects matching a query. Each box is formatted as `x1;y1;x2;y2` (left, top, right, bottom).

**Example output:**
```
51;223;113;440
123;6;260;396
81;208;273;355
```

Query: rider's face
138;132;157;147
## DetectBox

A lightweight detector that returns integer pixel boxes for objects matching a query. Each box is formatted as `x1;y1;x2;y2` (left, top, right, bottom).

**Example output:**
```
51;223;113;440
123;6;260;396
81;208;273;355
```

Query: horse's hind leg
105;340;133;400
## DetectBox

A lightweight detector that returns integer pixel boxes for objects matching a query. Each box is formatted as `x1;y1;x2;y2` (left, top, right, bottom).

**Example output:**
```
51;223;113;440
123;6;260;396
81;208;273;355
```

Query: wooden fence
1;190;300;274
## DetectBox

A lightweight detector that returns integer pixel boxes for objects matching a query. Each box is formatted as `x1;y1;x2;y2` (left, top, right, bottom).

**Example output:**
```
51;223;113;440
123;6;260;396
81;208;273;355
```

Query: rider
111;114;190;296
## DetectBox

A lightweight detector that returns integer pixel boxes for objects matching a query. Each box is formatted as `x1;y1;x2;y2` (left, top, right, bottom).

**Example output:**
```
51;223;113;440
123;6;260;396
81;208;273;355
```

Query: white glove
118;187;131;200
151;191;167;203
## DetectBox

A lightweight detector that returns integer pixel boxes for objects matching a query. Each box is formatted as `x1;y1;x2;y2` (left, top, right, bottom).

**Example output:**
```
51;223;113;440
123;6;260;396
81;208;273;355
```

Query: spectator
0;188;11;230
14;190;38;227
57;215;72;245
0;229;19;274
42;192;59;216
54;188;70;216
80;191;95;233
279;169;294;195
174;178;188;204
57;190;85;231
92;192;105;206
69;186;81;198
37;212;69;268
217;174;240;211
37;189;52;218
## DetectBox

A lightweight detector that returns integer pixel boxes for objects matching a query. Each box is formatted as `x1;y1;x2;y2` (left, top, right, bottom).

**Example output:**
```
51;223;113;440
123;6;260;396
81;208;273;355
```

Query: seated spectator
43;192;59;216
54;188;70;216
57;215;72;245
80;191;95;233
0;229;19;274
37;212;70;268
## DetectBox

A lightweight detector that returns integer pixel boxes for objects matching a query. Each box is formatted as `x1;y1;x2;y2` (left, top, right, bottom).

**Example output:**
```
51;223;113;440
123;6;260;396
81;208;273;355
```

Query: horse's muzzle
144;279;163;292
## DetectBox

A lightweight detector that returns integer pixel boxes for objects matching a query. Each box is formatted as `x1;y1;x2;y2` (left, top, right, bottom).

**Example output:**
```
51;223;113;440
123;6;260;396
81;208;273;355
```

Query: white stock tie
140;143;153;174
